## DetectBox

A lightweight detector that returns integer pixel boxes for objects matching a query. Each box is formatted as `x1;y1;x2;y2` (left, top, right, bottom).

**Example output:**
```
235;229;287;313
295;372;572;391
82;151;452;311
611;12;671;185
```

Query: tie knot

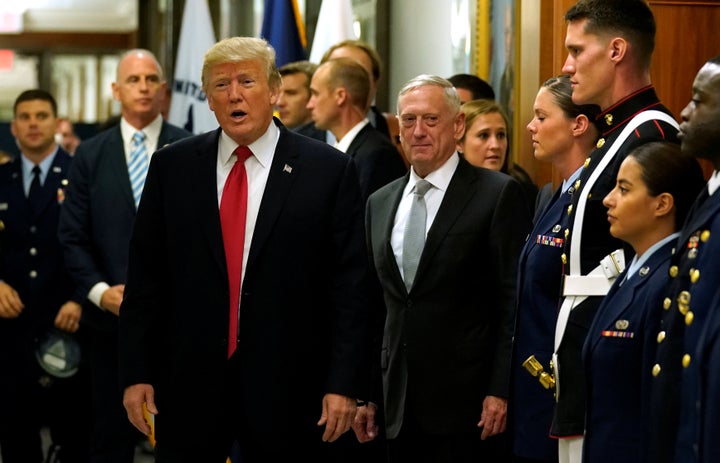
31;165;41;176
234;146;253;163
413;179;432;197
132;131;146;145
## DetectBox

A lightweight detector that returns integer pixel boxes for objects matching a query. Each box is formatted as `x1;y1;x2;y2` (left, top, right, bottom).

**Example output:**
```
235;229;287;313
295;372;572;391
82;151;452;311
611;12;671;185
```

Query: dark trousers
387;411;511;463
88;328;142;463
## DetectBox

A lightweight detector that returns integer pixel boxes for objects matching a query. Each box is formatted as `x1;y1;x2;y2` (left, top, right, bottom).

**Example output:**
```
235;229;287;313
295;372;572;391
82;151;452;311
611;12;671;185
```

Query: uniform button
663;298;671;310
657;331;666;343
690;268;700;283
561;253;567;264
584;157;591;168
596;138;605;149
669;266;678;277
564;228;570;239
701;230;710;242
29;226;37;233
29;270;38;278
652;364;661;377
29;247;38;256
683;354;692;368
685;311;694;326
567;205;573;215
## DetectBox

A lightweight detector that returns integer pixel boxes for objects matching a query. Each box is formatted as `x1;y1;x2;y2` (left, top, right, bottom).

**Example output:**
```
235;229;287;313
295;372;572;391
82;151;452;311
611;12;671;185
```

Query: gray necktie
403;179;433;291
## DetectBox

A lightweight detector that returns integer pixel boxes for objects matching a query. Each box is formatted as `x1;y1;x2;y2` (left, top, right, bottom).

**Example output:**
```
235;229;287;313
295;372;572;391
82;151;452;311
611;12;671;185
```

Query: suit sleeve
487;178;532;397
325;158;373;399
118;153;168;389
58;144;106;298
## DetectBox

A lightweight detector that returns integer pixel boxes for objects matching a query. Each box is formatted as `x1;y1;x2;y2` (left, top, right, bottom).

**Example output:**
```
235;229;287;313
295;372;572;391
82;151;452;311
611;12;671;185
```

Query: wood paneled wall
527;0;720;188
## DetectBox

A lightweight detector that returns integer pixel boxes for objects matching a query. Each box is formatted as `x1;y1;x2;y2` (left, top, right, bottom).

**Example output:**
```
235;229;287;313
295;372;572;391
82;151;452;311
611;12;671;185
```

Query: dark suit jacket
582;239;674;463
294;121;327;142
693;286;720;463
366;155;530;439
345;124;407;200
653;190;720;463
294;106;392;143
58;121;191;331
118;121;372;450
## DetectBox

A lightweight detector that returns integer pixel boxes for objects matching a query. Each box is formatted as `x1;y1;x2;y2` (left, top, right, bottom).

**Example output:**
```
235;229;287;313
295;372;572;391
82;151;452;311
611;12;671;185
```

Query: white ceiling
1;0;137;33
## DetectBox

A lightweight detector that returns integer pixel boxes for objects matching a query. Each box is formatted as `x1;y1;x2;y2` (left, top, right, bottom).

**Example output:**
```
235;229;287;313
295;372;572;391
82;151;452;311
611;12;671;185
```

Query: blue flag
261;0;307;67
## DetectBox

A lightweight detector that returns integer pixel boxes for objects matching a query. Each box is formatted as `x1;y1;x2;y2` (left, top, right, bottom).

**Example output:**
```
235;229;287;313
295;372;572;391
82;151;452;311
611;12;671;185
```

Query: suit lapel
345;125;370;160
244;128;300;275
104;128;136;211
31;151;69;219
379;177;408;293
193;130;226;274
412;159;475;287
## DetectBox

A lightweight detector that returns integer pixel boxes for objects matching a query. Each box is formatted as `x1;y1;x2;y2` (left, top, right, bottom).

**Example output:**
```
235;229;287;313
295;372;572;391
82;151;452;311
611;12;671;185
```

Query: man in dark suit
276;60;317;130
308;57;406;200
118;37;372;463
553;2;679;461
299;39;407;169
363;74;529;462
58;49;191;463
0;89;91;462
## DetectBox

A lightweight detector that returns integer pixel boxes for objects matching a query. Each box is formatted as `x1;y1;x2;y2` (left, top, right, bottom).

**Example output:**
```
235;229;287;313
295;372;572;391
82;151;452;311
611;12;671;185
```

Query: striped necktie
128;131;149;208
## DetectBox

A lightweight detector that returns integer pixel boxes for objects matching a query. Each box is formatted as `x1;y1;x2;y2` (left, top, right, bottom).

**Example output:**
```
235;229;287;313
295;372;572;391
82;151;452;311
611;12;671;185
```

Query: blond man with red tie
118;37;372;463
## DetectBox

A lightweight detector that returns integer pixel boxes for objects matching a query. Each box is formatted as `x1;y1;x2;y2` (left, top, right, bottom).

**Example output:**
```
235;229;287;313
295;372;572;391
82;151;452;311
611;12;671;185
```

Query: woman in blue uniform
582;142;704;463
511;75;599;463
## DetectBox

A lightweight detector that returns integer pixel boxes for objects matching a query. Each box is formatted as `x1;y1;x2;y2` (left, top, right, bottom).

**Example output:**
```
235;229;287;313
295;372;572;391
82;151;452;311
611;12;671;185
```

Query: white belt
553;249;626;400
563;249;625;296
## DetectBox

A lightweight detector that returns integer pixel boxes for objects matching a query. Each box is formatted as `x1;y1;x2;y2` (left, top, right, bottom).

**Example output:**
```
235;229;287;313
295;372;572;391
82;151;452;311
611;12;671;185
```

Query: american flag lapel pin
283;164;293;174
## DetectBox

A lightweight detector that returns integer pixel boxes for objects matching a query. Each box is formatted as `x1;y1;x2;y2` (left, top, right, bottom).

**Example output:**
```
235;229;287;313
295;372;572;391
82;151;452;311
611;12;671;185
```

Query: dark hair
542;74;601;120
14;89;57;117
565;0;656;70
278;60;318;79
708;55;720;66
629;141;705;230
447;74;496;101
320;40;382;83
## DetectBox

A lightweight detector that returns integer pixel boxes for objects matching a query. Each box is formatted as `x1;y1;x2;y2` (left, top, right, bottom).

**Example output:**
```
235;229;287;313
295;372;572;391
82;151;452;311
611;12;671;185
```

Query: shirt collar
404;151;460;196
21;147;58;178
219;120;280;168
335;119;369;153
120;114;163;146
708;170;720;196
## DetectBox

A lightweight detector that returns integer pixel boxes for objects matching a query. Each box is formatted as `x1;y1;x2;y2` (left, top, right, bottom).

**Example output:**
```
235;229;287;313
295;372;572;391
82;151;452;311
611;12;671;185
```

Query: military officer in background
0;89;91;463
651;55;720;463
552;1;679;462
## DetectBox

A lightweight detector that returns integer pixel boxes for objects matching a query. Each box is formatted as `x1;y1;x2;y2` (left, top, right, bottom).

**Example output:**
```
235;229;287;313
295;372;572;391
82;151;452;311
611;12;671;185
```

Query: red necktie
220;146;253;358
